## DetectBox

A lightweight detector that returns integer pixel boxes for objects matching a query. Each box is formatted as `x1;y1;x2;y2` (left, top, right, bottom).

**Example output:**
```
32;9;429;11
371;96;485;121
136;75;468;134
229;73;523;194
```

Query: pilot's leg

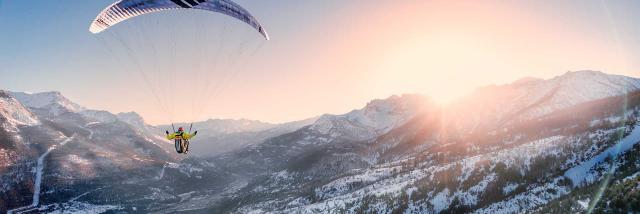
175;139;181;153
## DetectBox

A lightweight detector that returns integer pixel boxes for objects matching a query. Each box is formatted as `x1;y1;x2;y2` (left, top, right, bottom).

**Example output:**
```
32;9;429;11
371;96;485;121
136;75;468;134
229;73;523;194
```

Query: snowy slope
0;91;39;175
565;124;640;186
282;135;567;213
0;91;39;131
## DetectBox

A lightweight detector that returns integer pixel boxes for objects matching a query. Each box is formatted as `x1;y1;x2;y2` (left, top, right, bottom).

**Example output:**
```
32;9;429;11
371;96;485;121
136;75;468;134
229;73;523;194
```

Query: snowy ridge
310;94;430;141
449;70;640;130
10;91;84;116
528;70;640;117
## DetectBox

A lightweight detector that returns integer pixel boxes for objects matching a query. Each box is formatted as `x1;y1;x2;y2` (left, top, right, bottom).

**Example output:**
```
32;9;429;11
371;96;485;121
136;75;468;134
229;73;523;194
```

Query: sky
1;0;639;124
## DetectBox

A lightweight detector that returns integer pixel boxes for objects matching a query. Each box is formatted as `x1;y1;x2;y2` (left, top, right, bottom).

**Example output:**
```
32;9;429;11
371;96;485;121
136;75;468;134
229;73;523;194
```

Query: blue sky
1;0;639;124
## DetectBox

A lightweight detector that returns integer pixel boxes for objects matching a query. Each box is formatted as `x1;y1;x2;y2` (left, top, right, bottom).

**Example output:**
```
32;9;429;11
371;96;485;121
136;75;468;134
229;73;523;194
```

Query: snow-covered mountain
0;91;178;213
2;70;640;213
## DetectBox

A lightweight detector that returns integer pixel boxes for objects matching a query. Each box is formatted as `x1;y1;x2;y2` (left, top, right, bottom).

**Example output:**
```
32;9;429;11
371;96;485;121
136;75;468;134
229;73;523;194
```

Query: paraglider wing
89;0;269;40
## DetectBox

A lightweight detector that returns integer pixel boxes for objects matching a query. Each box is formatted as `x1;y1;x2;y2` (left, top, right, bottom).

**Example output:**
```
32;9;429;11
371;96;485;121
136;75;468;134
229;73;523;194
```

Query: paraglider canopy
89;0;269;40
88;0;269;138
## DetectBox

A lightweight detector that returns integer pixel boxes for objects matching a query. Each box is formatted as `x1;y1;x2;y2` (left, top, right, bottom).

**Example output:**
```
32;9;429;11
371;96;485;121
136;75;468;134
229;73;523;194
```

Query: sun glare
373;34;495;104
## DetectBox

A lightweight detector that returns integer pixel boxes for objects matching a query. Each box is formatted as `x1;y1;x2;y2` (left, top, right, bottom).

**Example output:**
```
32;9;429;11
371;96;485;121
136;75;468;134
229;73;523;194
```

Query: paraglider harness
168;124;196;154
173;132;189;154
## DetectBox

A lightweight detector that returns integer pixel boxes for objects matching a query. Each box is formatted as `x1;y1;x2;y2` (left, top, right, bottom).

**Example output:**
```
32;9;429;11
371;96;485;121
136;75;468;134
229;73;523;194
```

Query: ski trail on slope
157;163;167;180
69;187;105;202
7;135;76;214
80;124;96;139
32;137;74;206
61;124;100;202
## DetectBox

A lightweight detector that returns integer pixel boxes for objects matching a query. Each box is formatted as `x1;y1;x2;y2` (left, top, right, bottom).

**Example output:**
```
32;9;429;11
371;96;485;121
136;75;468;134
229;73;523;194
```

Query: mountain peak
512;77;543;85
10;91;84;116
116;111;147;128
364;94;427;109
562;69;605;76
310;94;431;140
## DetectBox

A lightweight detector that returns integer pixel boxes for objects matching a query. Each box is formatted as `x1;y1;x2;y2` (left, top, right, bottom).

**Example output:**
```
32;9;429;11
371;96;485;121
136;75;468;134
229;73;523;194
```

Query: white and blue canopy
89;0;269;40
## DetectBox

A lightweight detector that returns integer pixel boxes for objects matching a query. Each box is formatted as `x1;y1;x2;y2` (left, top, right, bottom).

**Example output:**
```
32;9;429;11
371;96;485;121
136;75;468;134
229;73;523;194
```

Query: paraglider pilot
166;127;197;154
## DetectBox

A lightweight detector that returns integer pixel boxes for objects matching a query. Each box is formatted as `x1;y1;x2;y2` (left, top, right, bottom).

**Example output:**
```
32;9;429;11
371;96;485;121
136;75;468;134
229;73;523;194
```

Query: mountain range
1;70;639;213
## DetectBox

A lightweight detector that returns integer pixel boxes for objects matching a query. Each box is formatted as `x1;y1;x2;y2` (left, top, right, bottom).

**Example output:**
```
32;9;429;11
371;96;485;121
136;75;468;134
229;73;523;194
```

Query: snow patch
577;198;590;210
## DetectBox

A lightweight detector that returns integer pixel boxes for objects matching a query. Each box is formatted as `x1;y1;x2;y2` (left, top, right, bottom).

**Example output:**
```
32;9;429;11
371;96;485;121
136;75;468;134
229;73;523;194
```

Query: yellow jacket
167;131;196;140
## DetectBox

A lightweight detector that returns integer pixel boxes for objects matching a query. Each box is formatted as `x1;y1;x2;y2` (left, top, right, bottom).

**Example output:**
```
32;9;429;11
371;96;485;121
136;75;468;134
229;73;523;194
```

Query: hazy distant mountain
186;117;319;157
1;70;639;213
154;117;318;157
116;112;146;128
163;119;276;135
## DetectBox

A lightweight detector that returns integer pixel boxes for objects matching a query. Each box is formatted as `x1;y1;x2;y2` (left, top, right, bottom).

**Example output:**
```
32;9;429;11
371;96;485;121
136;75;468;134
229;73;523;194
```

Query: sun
369;34;491;105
